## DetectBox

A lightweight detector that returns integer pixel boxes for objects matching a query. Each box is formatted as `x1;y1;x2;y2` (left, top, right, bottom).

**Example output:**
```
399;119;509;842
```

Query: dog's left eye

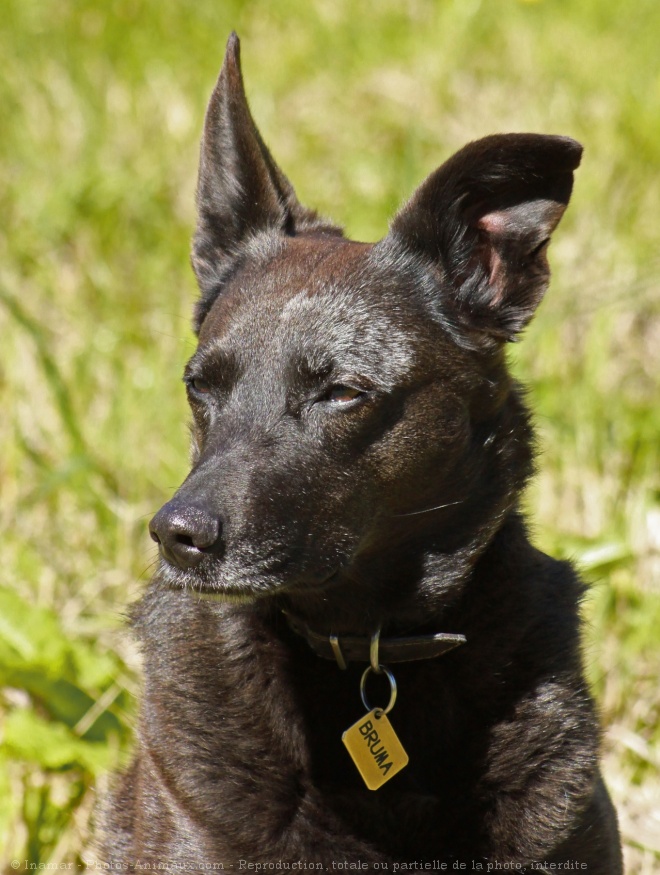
323;384;364;404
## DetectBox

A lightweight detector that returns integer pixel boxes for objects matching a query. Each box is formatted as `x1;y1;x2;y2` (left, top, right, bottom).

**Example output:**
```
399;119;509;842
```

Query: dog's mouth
157;548;343;603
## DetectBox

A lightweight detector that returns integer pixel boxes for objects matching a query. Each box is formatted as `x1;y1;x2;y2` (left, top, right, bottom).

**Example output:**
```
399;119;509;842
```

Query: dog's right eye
187;377;212;395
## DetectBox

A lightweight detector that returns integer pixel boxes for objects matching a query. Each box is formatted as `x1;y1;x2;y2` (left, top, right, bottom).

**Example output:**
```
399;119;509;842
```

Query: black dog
100;33;622;872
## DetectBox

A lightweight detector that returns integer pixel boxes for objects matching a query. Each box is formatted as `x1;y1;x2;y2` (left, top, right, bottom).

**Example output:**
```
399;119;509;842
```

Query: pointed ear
192;33;340;330
389;134;582;341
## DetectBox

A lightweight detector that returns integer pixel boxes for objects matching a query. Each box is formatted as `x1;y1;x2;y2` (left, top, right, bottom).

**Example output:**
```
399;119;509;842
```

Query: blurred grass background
1;0;659;870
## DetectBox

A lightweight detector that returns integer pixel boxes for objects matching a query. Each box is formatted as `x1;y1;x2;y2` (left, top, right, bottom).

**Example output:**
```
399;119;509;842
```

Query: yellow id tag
342;708;409;790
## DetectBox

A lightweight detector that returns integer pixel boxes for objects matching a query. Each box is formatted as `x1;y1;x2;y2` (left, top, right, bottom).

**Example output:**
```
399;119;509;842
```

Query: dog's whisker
136;559;160;580
393;499;464;517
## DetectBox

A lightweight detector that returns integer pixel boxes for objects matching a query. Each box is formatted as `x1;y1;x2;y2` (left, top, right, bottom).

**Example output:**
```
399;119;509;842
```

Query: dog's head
150;34;581;609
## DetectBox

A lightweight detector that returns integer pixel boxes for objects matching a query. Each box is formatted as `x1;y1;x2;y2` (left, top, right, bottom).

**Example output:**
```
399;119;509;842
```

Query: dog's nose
149;501;223;569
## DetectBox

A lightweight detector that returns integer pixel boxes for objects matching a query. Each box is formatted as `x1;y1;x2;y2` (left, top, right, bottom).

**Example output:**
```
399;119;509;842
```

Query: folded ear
389;134;582;341
192;33;340;330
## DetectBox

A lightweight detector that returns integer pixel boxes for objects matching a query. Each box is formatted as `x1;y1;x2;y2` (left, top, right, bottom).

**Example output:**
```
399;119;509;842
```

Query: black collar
284;612;466;670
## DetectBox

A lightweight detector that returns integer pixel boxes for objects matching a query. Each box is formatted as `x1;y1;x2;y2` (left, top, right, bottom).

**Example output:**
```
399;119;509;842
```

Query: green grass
1;0;659;869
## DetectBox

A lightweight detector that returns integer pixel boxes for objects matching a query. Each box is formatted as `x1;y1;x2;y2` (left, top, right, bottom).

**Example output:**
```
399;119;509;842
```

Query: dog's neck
277;507;528;640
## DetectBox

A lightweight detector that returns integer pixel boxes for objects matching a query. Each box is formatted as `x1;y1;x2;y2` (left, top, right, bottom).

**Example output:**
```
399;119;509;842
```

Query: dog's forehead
197;236;424;381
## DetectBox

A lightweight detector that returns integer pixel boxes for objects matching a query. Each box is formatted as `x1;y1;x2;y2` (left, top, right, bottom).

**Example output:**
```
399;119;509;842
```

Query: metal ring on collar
360;664;397;715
